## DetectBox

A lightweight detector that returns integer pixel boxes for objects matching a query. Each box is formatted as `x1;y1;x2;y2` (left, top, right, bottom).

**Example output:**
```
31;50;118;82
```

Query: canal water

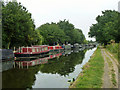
2;47;97;88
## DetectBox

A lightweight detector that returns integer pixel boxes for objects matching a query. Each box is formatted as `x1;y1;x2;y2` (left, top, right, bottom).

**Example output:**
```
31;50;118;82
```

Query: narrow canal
2;47;97;88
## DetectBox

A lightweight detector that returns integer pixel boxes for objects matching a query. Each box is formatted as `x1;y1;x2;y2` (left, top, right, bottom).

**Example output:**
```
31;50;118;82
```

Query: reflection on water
2;47;96;88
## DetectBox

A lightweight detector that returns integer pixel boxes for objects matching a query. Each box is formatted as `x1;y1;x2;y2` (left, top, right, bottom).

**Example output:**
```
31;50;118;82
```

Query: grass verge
106;43;118;61
111;68;116;86
70;47;104;88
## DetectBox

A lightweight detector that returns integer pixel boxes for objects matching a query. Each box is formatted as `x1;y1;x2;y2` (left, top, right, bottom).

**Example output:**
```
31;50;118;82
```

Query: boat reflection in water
2;47;97;88
14;51;64;69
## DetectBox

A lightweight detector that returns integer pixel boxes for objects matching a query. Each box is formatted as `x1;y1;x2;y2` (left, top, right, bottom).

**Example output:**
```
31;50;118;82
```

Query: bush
106;43;118;53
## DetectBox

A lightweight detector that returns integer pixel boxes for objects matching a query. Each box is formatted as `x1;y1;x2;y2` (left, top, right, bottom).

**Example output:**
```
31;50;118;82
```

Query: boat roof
32;45;48;47
22;46;46;48
48;46;61;47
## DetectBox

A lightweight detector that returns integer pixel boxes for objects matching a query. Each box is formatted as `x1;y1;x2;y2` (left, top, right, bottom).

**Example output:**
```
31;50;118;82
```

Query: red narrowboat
14;45;49;57
48;46;64;51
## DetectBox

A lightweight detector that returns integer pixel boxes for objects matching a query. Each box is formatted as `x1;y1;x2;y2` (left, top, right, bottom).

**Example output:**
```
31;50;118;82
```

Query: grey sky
6;0;120;40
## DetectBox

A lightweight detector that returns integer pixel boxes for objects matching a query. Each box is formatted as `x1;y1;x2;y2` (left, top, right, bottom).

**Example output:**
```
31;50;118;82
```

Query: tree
37;23;66;45
57;19;75;43
37;20;86;45
2;1;40;49
71;29;85;44
88;10;119;45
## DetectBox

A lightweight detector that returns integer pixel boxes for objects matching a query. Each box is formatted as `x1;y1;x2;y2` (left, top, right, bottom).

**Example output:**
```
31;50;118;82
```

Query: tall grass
73;47;104;88
106;43;118;60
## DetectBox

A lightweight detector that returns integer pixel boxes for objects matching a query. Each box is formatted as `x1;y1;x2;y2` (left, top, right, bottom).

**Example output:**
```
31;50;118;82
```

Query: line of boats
1;48;80;71
1;43;97;71
1;43;97;60
1;50;64;71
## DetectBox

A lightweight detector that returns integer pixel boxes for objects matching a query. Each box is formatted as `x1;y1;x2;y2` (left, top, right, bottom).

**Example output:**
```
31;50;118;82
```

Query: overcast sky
6;0;120;40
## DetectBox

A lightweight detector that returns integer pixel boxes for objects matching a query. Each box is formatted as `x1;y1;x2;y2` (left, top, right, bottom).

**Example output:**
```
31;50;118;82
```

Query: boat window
45;47;47;50
42;48;44;51
32;48;35;52
37;48;39;52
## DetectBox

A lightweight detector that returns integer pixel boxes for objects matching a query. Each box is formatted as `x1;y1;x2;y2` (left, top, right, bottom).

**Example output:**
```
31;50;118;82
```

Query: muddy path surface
101;48;118;88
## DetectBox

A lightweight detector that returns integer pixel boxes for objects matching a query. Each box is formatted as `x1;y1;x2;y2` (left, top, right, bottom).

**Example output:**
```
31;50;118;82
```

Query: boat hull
14;51;49;57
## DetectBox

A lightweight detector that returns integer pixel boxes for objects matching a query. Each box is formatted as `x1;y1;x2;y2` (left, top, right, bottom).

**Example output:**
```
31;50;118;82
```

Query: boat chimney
14;46;15;53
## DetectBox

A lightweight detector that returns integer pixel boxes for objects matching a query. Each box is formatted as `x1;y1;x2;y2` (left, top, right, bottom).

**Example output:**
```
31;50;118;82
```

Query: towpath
101;47;118;88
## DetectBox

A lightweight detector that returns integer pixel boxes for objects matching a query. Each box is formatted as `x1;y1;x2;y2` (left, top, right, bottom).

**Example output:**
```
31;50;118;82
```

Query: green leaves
2;1;39;49
89;10;119;45
2;1;86;48
37;20;86;45
37;23;66;45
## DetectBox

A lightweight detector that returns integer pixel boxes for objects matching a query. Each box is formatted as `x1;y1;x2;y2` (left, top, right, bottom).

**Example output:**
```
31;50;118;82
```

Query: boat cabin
14;45;49;57
48;46;63;51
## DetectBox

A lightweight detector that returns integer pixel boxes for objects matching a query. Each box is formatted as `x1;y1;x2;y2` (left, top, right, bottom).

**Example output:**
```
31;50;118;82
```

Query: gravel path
101;48;118;88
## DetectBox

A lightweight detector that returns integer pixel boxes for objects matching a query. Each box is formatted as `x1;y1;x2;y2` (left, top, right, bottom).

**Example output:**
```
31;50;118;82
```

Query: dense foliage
36;23;66;45
2;1;86;49
106;43;119;60
37;20;86;45
2;1;42;49
88;10;120;45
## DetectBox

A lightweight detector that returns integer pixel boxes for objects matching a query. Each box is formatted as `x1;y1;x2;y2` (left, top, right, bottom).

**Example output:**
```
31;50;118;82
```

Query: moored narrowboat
64;44;71;50
48;46;64;51
14;45;49;57
73;43;80;49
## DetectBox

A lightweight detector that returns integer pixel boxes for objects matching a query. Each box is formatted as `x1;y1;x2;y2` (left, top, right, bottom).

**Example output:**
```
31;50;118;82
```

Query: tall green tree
37;23;66;45
71;29;85;44
57;20;86;44
88;10;119;45
2;1;40;49
37;20;86;45
57;19;75;43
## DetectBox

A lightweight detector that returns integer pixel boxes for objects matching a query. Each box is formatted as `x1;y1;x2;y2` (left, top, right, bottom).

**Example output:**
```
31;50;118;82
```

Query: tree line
2;1;86;49
37;20;86;45
88;10;120;45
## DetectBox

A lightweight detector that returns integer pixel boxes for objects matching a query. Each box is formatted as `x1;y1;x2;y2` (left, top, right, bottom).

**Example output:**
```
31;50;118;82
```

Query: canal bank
70;46;119;88
70;47;104;88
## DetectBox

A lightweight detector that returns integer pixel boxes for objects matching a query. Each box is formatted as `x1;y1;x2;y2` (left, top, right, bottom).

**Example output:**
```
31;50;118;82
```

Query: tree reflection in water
40;50;86;76
2;49;86;88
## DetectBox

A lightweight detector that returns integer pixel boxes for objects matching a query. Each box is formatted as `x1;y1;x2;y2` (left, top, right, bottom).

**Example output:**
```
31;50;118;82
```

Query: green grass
111;68;117;86
74;47;104;88
106;43;118;61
